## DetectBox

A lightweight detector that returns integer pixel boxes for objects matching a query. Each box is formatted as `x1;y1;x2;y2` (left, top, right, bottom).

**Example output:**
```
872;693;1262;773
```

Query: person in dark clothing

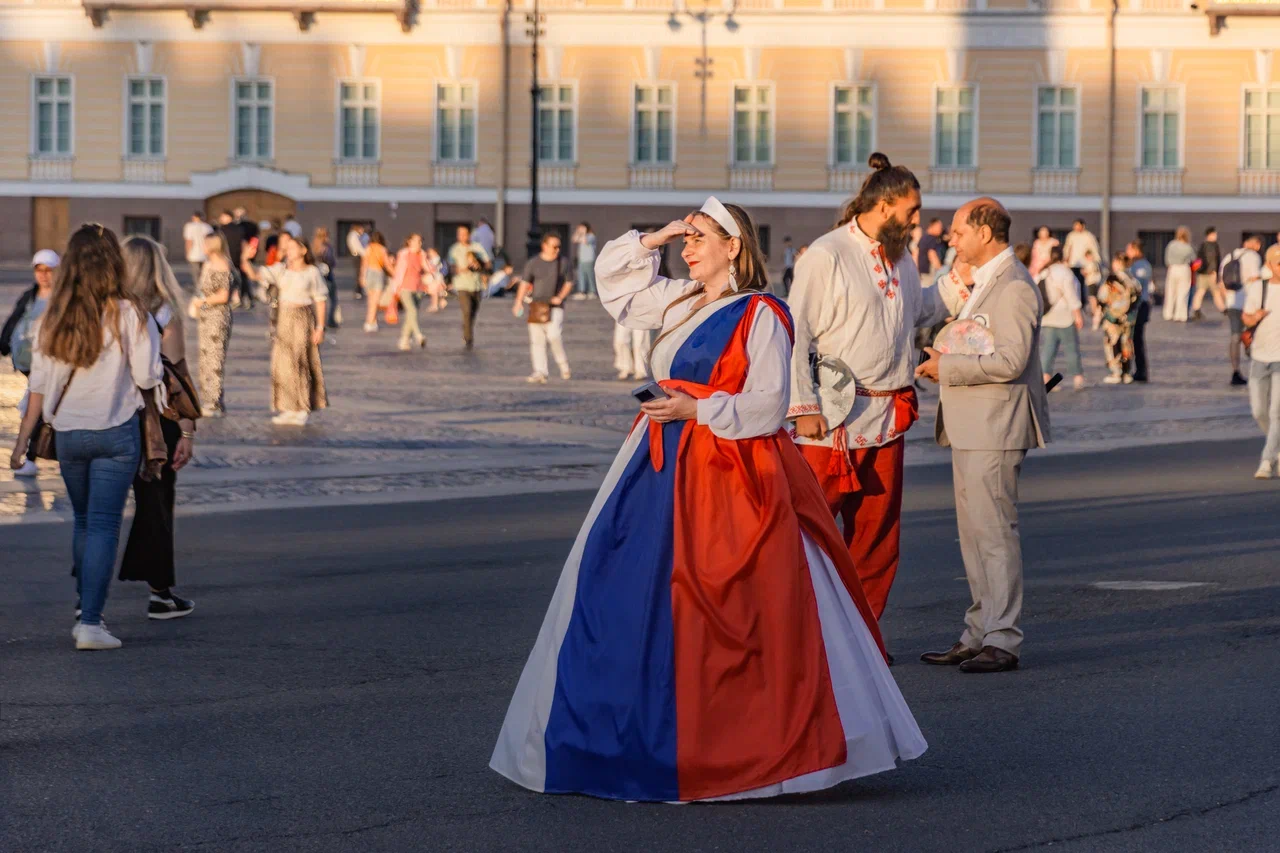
1126;240;1153;383
2;250;59;477
1191;226;1224;321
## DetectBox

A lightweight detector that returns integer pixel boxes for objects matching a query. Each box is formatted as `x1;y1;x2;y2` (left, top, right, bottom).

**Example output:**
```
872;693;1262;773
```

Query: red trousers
798;438;905;621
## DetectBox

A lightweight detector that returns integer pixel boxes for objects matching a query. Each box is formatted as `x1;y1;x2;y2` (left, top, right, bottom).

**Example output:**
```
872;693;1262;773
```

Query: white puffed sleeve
696;306;791;440
786;246;836;419
595;230;697;331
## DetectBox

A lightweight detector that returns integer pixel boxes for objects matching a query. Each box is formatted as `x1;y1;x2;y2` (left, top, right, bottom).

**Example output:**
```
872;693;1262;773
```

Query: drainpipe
496;0;511;251
1101;0;1118;258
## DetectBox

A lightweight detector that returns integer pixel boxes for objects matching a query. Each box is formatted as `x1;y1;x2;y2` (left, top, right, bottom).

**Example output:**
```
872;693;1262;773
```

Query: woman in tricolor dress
490;198;926;803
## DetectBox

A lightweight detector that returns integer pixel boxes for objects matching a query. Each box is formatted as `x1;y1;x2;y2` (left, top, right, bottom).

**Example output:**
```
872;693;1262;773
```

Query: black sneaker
148;593;195;620
1231;372;1249;386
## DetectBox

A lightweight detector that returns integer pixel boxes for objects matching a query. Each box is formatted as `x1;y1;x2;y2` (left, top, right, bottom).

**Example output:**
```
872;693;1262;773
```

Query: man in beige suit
915;198;1050;674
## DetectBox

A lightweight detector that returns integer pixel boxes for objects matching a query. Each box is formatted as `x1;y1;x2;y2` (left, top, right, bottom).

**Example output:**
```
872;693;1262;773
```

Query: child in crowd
425;247;449;312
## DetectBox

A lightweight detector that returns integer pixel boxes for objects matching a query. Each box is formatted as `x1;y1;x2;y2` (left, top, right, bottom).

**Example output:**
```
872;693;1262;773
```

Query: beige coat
935;251;1051;451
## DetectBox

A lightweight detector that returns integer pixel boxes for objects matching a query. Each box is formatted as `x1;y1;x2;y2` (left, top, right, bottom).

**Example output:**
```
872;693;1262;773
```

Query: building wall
4;0;1280;262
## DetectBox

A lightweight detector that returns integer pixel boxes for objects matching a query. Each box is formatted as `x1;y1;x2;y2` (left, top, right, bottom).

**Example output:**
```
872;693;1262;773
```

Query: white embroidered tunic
787;220;957;449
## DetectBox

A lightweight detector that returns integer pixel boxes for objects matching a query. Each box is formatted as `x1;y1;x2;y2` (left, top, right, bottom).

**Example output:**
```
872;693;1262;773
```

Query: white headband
699;196;742;239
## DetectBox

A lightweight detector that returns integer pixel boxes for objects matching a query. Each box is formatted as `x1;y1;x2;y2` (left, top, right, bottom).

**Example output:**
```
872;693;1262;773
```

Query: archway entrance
205;189;296;227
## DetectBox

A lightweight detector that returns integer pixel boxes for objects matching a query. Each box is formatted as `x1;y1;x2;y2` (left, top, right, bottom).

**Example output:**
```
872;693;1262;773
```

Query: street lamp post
668;0;738;137
526;0;545;261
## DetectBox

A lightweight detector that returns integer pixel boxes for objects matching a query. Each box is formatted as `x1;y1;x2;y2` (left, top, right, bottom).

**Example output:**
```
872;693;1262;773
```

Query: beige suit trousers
952;448;1026;657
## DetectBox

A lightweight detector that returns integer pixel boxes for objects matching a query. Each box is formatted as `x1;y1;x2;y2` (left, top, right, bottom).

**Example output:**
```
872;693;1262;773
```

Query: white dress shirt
959;246;1015;321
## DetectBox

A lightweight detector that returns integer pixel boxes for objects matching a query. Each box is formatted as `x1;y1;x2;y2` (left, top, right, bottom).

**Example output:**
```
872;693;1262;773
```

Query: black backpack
1222;251;1244;292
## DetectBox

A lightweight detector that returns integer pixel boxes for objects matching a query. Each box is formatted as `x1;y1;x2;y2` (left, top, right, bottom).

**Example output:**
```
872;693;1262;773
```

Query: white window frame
931;84;979;169
1241;85;1280;171
231;77;275;162
1137;84;1184;170
335;79;381;162
729;81;776;167
434;80;479;164
1033;84;1080;170
829;82;877;168
537;81;578;164
31;74;74;157
630;82;677;166
123;75;166;160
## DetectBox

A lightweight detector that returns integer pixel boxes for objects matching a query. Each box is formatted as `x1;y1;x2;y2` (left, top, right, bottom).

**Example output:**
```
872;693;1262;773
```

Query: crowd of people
4;156;1279;660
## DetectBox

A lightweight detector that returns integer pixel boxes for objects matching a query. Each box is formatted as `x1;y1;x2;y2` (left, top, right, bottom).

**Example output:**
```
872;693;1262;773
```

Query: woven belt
856;386;910;398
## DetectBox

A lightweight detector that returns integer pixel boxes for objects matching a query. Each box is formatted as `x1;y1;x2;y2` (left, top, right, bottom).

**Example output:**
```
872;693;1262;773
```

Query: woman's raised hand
640;220;701;251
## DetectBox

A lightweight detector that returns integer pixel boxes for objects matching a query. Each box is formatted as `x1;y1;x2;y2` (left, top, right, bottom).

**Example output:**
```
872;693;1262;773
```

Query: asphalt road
3;438;1279;853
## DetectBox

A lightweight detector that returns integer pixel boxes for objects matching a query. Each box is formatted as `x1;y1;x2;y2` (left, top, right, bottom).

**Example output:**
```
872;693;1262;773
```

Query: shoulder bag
30;369;75;460
527;301;552;325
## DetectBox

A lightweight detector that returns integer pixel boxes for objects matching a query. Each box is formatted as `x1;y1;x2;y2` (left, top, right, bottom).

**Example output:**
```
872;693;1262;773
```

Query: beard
876;216;913;264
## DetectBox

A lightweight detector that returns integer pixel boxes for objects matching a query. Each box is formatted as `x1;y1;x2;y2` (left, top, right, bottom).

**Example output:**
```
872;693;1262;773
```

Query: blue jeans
58;415;141;626
1250;359;1280;464
1040;325;1083;377
576;260;596;296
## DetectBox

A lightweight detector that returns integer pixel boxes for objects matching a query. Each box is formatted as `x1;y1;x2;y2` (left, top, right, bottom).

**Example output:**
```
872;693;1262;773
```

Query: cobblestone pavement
0;270;1260;522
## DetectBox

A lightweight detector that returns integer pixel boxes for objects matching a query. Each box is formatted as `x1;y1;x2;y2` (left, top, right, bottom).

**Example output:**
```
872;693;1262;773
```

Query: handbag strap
49;368;76;418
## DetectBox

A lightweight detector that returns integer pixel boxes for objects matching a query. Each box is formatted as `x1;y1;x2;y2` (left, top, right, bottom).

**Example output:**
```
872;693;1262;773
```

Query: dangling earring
728;262;739;293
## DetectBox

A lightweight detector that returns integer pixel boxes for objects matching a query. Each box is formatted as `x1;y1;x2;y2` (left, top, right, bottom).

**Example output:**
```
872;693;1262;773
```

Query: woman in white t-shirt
8;224;164;651
1039;246;1086;390
244;232;328;425
1245;244;1280;479
118;235;199;620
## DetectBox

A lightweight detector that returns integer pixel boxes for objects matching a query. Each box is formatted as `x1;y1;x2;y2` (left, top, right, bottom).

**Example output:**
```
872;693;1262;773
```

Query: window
756;224;772;263
1244;89;1280;170
1036;86;1077;169
339;81;380;161
633;84;675;165
233;79;273;160
538;84;576;163
33;75;73;156
123;216;161;241
832;85;874;166
126;77;165;158
436;82;476;162
733;84;773;165
1138;230;1175;271
934;86;976;168
1139;87;1180;169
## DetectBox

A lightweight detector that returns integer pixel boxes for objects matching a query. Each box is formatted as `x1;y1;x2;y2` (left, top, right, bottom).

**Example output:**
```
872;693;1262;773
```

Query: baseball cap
32;249;60;269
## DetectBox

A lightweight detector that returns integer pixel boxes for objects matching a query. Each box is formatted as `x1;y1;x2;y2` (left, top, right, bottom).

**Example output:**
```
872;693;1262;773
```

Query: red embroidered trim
787;403;822;417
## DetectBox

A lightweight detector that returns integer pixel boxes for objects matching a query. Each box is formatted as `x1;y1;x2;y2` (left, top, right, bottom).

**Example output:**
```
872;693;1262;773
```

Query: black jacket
0;284;38;358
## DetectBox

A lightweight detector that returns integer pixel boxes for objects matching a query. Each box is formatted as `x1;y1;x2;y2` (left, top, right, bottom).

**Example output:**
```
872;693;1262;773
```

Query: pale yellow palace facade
4;0;1280;265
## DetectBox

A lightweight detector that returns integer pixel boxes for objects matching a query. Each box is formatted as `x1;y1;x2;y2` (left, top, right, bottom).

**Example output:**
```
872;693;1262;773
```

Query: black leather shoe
920;643;980;666
958;645;1019;674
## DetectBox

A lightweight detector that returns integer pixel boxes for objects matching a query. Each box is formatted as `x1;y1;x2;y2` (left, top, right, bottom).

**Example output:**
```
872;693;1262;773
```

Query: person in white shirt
1038;246;1086;390
1223;235;1264;387
9;223;164;651
182;212;213;289
1062;219;1101;304
788;152;955;627
346;223;368;300
1245;244;1280;478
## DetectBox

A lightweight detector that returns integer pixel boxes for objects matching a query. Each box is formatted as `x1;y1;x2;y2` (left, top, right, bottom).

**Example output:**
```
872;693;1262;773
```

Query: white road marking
1091;581;1215;591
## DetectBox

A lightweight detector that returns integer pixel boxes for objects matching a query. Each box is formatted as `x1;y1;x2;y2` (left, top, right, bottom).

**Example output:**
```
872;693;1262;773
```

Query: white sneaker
571;293;588;301
71;619;107;639
1073;376;1087;391
1103;374;1122;384
363;322;378;333
75;623;122;650
290;411;309;426
617;370;631;381
397;341;412;351
13;459;37;478
526;374;548;384
560;369;572;381
1255;461;1276;480
1122;374;1134;384
271;411;308;426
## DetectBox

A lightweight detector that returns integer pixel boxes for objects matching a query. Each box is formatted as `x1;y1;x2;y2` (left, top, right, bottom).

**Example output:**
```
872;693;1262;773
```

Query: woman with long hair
1163;225;1196;323
311;226;340;330
117;236;197;620
189;229;234;417
245;232;328;425
490;198;925;802
360;231;394;332
8;223;163;650
390;234;429;351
